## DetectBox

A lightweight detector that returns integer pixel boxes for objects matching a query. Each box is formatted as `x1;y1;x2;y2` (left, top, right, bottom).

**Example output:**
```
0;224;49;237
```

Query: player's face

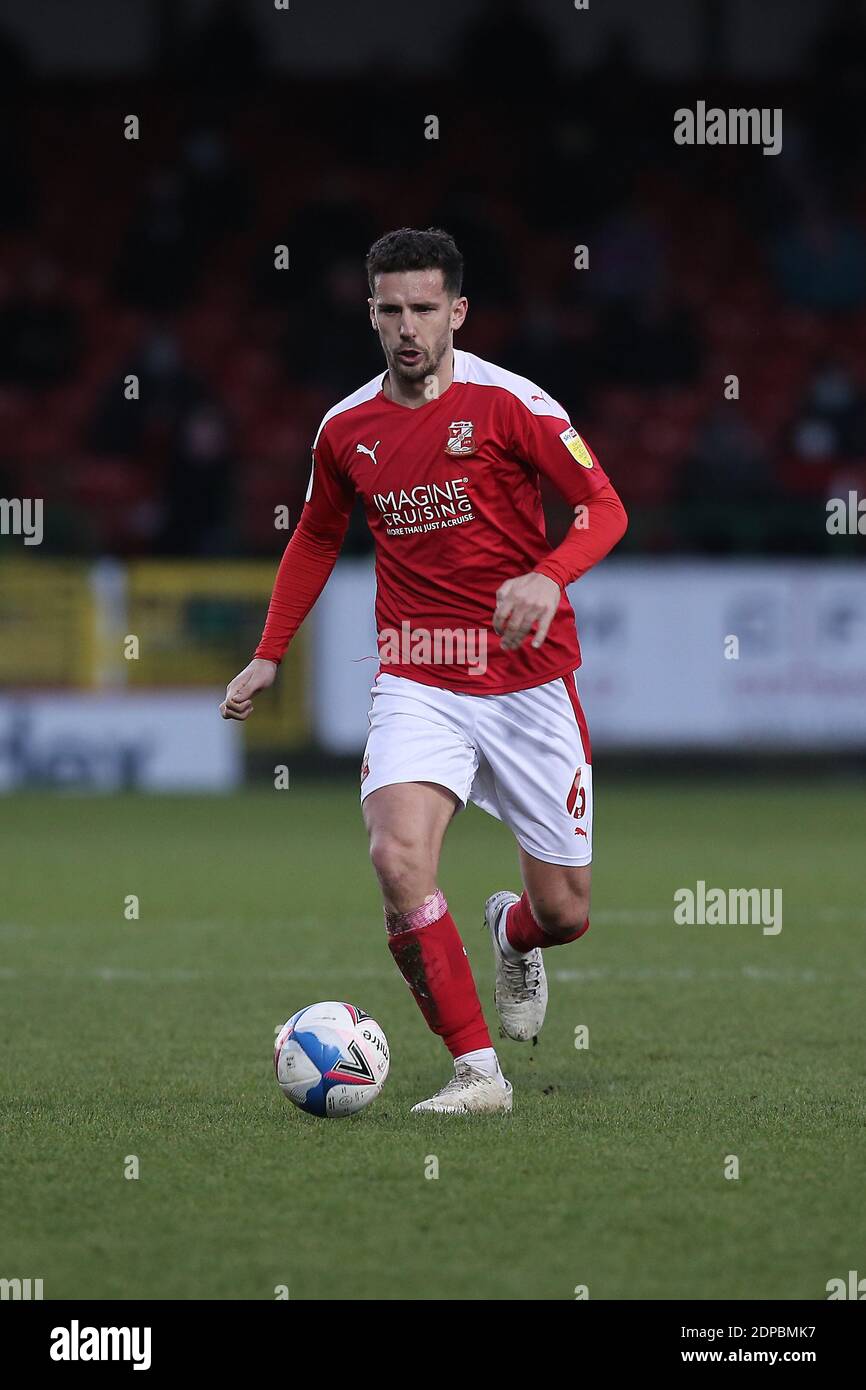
369;269;467;385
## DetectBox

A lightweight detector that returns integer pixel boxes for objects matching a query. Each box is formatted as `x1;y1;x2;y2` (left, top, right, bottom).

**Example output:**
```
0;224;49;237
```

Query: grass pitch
1;779;864;1300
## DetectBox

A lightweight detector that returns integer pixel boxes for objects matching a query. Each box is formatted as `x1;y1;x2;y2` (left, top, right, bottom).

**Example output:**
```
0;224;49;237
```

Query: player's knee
533;888;591;942
368;830;428;897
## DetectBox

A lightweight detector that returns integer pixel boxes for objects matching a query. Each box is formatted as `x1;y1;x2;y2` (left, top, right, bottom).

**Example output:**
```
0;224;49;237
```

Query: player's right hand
219;658;278;721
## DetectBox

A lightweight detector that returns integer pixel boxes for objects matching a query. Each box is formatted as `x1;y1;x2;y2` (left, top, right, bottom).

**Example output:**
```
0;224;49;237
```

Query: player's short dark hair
366;227;464;299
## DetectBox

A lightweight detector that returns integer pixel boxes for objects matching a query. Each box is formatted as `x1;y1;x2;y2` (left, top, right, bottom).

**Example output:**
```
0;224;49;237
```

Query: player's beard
389;334;450;387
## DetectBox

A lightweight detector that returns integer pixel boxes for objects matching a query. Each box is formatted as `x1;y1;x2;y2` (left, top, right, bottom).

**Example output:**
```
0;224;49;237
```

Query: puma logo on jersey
356;440;381;465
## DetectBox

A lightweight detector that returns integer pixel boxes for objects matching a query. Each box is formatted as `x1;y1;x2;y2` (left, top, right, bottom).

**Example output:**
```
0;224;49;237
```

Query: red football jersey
289;349;612;695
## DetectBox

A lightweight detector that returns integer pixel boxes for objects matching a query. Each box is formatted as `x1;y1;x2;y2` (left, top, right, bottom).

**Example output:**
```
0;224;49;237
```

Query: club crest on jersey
559;426;594;469
445;420;476;457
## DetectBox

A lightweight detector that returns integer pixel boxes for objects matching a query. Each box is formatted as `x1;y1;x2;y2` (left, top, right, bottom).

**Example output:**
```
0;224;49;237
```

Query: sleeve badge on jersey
559;426;594;468
445;420;476;456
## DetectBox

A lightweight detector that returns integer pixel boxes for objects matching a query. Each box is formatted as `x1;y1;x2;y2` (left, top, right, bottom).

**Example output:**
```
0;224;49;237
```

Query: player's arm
493;400;628;651
221;431;354;720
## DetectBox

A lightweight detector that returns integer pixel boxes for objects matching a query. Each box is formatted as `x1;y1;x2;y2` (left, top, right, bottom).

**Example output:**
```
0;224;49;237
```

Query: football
274;1001;390;1117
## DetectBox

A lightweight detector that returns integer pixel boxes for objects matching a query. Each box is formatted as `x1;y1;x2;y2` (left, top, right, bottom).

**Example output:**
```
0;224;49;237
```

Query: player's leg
360;675;511;1113
484;859;590;1043
363;779;456;914
509;854;591;948
472;669;593;1040
363;782;511;1114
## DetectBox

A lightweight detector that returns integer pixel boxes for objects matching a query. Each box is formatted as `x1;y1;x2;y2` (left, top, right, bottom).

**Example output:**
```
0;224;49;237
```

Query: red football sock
505;891;590;951
386;890;492;1057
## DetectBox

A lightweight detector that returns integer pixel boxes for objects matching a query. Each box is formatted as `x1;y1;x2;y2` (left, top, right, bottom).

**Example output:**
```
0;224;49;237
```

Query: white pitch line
0;965;859;985
3;906;861;939
551;966;840;984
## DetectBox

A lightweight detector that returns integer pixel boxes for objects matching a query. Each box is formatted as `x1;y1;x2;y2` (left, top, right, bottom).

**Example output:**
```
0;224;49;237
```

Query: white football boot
410;1061;513;1115
484;891;548;1042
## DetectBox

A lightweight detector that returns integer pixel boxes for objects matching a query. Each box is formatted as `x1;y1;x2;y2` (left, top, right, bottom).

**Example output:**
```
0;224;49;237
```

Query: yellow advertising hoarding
125;561;308;748
0;560;95;687
0;559;309;748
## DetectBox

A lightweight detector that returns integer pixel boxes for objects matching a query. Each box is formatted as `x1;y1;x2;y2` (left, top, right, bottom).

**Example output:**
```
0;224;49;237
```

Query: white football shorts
359;668;593;866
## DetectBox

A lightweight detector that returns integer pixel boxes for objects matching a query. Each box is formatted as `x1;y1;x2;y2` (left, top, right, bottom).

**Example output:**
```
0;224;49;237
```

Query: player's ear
368;297;377;328
451;296;468;331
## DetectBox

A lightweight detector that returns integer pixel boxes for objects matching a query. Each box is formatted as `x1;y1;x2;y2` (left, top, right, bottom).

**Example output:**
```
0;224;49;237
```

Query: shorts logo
360;754;370;784
559;427;594;469
566;767;587;834
445;420;476;456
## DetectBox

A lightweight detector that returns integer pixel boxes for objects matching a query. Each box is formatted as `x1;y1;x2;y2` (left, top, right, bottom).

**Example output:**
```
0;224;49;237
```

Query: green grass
0;780;864;1300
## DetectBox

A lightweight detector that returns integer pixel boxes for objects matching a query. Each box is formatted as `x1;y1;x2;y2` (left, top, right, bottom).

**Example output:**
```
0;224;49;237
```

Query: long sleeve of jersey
532;481;628;588
253;432;354;665
506;395;628;588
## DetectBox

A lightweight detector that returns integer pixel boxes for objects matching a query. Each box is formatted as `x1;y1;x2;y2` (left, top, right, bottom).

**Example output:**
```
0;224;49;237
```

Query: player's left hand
493;572;561;651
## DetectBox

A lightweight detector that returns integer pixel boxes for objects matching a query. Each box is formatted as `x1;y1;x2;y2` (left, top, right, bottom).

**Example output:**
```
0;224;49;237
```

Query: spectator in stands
89;330;208;456
176;0;264;98
788;360;866;474
591;287;702;390
114;169;204;310
0;258;80;387
180;125;250;242
278;256;381;398
805;360;866;453
456;0;556;94
675;407;781;552
680;407;775;504
0;20;32;231
158;403;236;556
591;201;665;307
517;36;653;237
255;172;375;309
772;202;866;312
503;298;592;418
428;180;517;309
809;0;866;168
